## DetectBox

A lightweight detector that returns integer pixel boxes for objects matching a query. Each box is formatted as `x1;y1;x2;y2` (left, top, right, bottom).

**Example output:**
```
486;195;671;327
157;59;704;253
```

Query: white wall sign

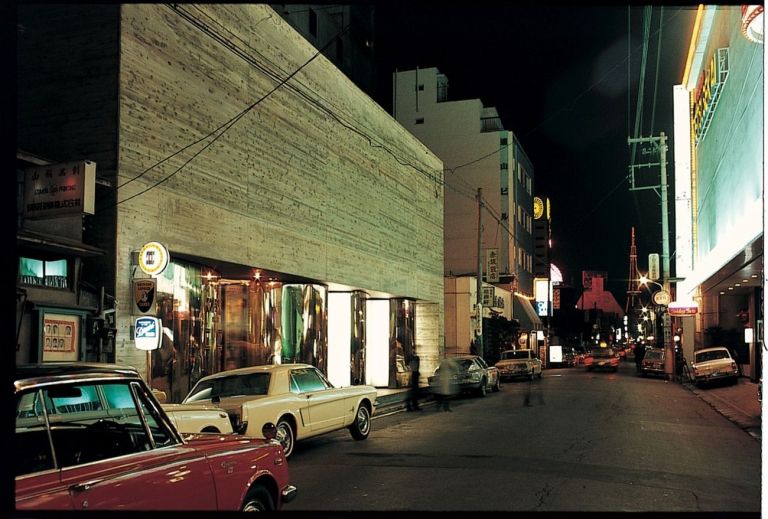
23;160;96;218
135;316;162;350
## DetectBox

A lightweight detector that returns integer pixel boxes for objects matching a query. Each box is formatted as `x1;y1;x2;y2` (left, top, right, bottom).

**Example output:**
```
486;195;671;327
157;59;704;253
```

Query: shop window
19;257;69;289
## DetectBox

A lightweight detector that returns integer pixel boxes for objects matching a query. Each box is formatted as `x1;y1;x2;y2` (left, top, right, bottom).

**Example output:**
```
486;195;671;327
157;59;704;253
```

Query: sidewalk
681;376;762;441
373;376;763;442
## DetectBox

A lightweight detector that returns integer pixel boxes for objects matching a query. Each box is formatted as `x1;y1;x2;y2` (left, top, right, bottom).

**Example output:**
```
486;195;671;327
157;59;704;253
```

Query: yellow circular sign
533;197;544;220
138;241;169;276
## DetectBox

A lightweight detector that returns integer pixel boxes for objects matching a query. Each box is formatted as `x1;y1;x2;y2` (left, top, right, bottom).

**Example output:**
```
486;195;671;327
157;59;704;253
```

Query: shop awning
513;294;543;331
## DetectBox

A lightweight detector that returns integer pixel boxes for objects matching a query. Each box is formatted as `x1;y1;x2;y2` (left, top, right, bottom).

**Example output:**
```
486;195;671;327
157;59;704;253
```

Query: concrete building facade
16;4;444;401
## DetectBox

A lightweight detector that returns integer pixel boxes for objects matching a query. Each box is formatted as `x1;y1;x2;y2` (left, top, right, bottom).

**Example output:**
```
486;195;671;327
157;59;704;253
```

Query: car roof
16;362;140;380
195;363;314;382
696;346;730;353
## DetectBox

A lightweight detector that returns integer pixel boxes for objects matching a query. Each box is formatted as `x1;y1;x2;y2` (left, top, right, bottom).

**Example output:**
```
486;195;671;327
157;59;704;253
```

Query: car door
56;381;218;510
291;367;346;433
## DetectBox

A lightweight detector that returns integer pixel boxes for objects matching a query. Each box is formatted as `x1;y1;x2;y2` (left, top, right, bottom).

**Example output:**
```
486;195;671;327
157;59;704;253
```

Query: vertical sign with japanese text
485;248;499;283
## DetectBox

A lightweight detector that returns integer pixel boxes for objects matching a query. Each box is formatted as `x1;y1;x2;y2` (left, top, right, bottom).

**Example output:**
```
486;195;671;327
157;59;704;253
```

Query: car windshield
592;349;615;358
185;372;270;402
501;351;530;360
695;349;730;363
644;350;663;360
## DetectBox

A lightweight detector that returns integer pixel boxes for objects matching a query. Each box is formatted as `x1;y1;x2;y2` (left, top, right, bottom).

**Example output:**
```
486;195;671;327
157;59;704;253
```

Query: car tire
276;418;296;458
493;378;501;392
349;403;371;440
241;484;275;511
537;371;542;379
477;378;488;397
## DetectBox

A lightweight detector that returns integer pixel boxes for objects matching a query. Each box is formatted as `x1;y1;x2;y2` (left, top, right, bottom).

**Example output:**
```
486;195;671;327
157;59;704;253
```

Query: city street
283;361;761;512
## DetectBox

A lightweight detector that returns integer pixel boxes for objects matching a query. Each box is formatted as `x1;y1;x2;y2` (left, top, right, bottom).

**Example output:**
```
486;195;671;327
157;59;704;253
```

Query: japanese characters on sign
23;160;96;218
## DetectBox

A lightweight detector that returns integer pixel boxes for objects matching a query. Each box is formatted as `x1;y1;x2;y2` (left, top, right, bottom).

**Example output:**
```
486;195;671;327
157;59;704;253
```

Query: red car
15;363;297;511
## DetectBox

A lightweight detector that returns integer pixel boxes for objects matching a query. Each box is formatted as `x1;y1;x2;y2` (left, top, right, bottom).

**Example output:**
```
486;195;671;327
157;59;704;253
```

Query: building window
500;162;508;170
415;118;424;124
19;257;69;288
309;8;317;37
500;187;508;195
417;84;424;91
500;137;508;146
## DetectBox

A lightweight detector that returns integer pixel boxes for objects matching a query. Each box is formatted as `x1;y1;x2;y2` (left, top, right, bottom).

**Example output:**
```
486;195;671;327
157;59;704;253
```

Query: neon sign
691;47;729;145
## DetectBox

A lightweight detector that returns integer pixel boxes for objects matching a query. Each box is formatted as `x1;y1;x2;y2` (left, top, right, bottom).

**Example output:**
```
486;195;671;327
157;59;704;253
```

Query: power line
103;12;346;209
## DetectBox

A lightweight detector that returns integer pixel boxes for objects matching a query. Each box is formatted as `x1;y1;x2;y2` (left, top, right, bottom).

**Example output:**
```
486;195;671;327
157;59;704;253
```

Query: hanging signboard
23;160;96;219
135;316;162;350
133;278;157;315
668;301;699;316
648;253;660;281
485;248;499;283
652;290;671;306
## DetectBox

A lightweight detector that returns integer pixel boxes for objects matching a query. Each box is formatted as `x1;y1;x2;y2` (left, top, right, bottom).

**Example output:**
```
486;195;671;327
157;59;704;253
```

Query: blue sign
135;316;161;350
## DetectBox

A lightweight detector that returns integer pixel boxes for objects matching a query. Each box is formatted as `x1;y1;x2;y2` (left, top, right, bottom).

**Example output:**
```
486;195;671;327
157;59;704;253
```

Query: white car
691;346;739;387
495;349;543;381
152;388;234;434
182;364;378;458
161;402;234;434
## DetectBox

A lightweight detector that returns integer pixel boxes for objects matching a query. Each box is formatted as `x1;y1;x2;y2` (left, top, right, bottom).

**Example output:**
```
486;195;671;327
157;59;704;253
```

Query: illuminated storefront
673;5;763;379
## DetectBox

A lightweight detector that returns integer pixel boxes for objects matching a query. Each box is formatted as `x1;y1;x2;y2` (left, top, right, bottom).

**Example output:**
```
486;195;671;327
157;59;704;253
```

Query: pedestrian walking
406;355;422;411
433;358;458;411
634;341;646;374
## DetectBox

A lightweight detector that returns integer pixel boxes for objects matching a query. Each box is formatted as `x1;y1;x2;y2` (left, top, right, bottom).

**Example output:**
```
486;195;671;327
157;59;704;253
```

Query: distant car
183;363;378;458
585;347;619;372
691;346;739;387
563;347;577;367
429;355;501;396
494;349;543;381
15;362;296;511
640;348;665;377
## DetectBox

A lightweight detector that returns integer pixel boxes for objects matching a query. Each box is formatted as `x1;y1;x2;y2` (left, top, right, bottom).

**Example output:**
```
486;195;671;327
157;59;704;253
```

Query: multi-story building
392;67;542;355
16;4;444;401
672;5;763;380
273;4;376;96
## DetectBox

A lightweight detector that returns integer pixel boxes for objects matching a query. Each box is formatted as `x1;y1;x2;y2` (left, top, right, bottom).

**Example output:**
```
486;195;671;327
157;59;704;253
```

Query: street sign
652;290;671;306
135;317;162;350
648;253;660;281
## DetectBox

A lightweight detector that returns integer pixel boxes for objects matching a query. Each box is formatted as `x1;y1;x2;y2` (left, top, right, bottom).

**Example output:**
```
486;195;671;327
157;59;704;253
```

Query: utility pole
628;132;672;380
476;188;484;359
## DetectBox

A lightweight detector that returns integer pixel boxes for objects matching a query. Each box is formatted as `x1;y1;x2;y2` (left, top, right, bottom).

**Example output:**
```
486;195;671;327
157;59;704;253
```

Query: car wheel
241;484;275;511
349;404;371;440
476;378;487;397
275;418;295;458
493;377;501;392
537;371;542;379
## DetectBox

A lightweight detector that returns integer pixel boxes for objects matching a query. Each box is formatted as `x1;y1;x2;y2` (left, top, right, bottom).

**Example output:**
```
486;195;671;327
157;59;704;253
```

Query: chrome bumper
281;484;298;504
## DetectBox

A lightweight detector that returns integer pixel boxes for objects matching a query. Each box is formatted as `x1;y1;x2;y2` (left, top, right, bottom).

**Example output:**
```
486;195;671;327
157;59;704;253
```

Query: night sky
372;3;699;307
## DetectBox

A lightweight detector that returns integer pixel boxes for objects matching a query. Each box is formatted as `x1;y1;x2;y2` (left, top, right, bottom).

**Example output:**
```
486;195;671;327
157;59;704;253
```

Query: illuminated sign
533;197;544;219
134;317;162;351
23;160;96;219
138;242;169;276
668;301;699;316
692;47;729;145
648;253;660;281
741;5;764;43
652;290;671;306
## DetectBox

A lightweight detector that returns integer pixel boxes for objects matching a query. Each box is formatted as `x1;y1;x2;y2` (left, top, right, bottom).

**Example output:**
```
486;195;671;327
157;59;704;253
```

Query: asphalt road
282;361;761;512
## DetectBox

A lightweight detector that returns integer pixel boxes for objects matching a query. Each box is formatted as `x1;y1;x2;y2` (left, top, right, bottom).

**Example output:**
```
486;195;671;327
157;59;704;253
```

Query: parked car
494;349;543;381
585;347;619;372
640;348;666;378
152;388;234;434
15;362;296;511
428;355;501;396
183;363;377;458
691;346;739;387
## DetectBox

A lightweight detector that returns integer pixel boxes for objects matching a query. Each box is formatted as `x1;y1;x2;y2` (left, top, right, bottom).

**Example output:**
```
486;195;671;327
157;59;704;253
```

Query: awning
17;229;105;258
512;294;543;331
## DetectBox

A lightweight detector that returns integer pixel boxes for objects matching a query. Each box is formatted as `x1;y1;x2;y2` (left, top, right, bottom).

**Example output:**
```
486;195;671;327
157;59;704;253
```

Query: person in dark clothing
634;342;646;373
406;355;421;411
